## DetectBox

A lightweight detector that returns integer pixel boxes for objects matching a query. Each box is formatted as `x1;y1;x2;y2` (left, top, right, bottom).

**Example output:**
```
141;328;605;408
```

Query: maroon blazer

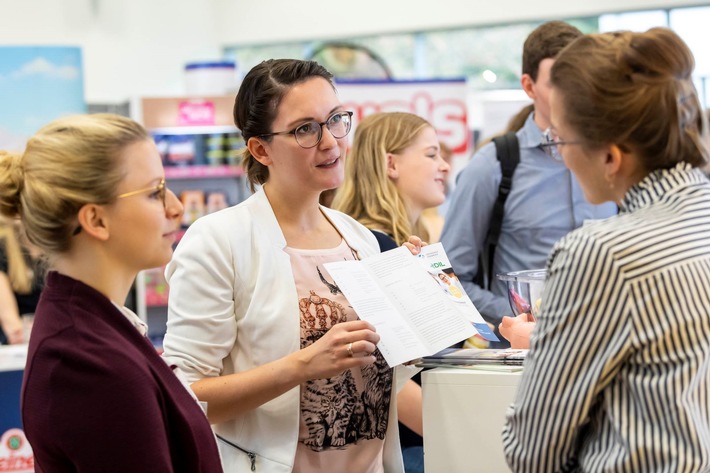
22;271;222;472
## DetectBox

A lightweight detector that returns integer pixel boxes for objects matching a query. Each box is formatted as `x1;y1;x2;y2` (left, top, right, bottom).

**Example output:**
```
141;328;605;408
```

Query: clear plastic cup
496;269;546;321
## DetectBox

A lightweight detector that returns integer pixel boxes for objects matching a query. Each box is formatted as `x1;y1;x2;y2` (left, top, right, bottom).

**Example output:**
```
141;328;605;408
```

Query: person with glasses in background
162;59;422;473
502;28;710;472
0;114;223;472
440;21;617;345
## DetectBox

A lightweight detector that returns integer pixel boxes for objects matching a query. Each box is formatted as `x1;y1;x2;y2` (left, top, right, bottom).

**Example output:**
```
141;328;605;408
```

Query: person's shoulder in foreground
502;26;710;473
2;113;221;472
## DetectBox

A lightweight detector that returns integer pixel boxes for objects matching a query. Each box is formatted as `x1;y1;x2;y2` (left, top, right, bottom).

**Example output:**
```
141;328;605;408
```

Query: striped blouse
502;163;710;472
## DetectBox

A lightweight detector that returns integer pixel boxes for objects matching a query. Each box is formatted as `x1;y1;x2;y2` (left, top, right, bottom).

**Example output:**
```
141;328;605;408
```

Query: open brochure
416;243;498;343
323;243;496;367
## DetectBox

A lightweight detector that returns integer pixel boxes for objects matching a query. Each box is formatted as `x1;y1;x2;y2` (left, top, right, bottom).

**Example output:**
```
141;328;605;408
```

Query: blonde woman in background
332;111;450;473
0;114;222;472
419;141;453;242
333;112;449;249
0;217;43;344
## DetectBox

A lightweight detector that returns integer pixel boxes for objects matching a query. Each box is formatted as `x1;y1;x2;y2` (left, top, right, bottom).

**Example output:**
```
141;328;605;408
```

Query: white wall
215;0;710;45
0;0;223;103
2;0;709;102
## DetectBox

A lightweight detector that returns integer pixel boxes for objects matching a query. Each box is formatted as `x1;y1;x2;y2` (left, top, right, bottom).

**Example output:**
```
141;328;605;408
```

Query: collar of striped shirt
620;161;706;213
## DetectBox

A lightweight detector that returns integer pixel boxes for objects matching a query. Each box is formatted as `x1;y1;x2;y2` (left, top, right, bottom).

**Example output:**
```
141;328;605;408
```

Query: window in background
420;23;530;89
419;18;597;89
224;8;710;103
598;9;669;32
225;18;596;88
224;33;417;82
597;7;710;108
335;33;417;79
224;41;312;80
307;42;393;80
670;6;710;108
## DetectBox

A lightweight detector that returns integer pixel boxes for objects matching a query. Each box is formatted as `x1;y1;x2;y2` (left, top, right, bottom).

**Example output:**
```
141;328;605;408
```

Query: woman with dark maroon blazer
0;114;223;472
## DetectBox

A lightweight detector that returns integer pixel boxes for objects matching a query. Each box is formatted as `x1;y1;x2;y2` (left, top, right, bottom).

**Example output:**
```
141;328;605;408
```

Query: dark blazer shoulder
370;230;398;252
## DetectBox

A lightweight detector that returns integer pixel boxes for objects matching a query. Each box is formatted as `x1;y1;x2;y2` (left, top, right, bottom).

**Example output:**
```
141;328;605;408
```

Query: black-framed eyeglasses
259;111;354;149
72;178;167;236
540;127;582;161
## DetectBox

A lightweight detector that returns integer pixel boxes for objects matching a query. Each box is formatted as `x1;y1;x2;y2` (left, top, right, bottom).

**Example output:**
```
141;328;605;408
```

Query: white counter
421;367;522;473
0;344;28;372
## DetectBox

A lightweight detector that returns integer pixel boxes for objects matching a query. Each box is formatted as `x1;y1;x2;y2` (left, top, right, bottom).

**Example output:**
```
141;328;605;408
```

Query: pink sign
336;80;470;155
177;100;216;126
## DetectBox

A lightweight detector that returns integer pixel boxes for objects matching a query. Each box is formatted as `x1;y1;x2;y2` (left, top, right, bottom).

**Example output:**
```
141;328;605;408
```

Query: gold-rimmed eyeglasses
116;178;167;209
72;178;167;236
259;111;354;149
540;127;582;161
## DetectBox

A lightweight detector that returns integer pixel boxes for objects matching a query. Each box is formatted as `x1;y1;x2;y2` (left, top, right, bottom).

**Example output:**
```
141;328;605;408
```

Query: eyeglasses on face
259;111;354;149
539;127;582;161
116;178;167;209
72;178;168;236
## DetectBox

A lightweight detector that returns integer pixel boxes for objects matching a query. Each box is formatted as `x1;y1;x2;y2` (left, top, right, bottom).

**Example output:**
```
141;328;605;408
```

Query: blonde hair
0;217;31;293
332;112;432;245
551;28;709;169
0;114;149;255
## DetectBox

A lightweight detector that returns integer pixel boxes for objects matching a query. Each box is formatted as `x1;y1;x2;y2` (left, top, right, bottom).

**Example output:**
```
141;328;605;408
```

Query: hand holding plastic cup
499;313;535;348
497;269;546;322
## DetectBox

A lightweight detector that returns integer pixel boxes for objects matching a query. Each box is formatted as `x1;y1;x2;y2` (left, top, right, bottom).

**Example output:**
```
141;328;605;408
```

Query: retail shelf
150;125;238;135
164;164;243;179
146;301;169;308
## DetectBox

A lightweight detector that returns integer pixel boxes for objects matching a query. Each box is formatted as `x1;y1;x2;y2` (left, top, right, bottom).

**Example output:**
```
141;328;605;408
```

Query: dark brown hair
233;59;334;192
522;21;582;81
550;27;709;170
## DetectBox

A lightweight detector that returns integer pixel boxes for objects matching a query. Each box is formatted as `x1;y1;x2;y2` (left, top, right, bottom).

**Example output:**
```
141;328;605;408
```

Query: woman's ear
603;144;624;182
76;204;110;241
247;136;273;167
386;153;399;179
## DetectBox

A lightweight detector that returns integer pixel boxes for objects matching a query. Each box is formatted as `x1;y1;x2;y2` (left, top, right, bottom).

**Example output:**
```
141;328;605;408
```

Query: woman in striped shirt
502;28;710;472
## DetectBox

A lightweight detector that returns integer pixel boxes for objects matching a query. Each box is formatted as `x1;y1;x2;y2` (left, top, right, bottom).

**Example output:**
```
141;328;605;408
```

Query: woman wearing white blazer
163;59;419;473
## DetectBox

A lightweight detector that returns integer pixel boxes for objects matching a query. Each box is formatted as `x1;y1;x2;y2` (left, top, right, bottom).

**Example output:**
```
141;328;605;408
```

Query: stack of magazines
416;348;527;369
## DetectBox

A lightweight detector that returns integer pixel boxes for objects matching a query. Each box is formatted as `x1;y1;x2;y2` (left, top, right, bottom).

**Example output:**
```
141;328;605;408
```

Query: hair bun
622;28;694;83
0;151;25;218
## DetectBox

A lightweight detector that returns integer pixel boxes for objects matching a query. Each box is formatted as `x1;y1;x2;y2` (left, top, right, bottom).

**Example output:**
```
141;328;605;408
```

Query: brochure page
324;246;476;366
415;243;498;342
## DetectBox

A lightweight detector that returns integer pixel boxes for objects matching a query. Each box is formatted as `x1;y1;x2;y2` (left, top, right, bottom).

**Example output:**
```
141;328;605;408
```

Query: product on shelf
206;148;226;166
137;95;247;343
226;132;246;165
155;131;245;168
206;191;229;214
154;135;170;162
144;267;169;307
180;190;206;226
166;135;197;165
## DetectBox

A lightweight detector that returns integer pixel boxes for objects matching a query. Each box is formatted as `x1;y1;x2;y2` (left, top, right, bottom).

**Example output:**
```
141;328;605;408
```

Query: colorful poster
335;79;470;157
0;46;85;151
